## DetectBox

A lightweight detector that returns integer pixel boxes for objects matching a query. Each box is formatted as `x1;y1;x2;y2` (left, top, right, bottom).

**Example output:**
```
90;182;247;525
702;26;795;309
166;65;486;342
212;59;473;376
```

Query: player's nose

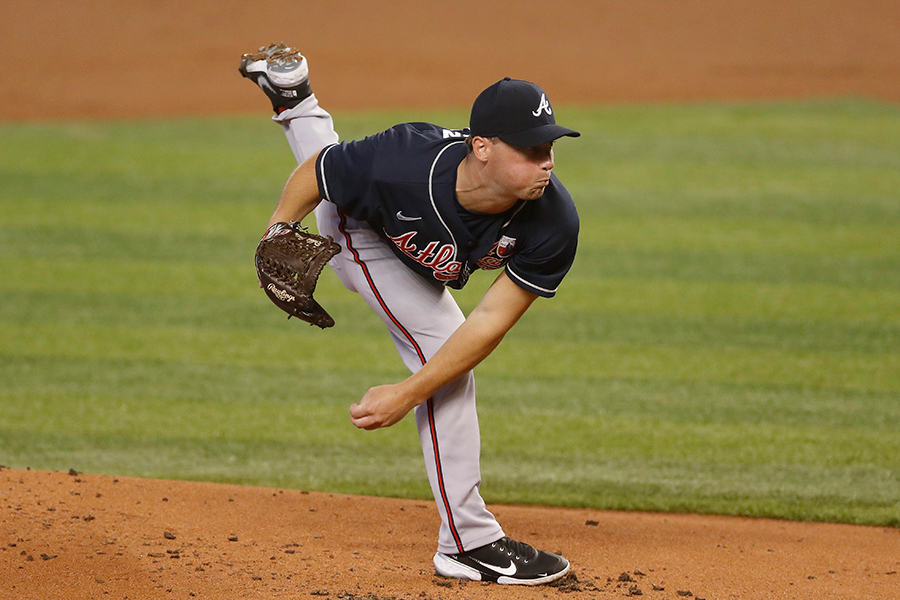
542;149;554;170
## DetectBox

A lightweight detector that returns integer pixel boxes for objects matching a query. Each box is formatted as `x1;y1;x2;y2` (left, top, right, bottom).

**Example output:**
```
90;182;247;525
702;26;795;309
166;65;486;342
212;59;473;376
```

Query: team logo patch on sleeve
477;235;517;270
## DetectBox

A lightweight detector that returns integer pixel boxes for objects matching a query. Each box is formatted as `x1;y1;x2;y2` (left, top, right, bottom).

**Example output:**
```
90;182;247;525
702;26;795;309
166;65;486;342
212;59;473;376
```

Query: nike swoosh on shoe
471;557;517;576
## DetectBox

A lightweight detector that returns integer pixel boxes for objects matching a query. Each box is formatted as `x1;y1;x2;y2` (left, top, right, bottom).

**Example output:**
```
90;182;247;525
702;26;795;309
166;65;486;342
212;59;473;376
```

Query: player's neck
455;156;520;215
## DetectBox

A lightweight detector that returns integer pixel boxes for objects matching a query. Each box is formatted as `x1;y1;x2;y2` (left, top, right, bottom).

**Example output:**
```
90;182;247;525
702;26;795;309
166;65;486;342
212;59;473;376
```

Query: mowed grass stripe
474;375;899;428
557;277;900;322
492;337;898;392
4;225;899;289
4;289;897;354
0;322;402;372
3;353;898;427
3;319;896;393
3;256;896;322
578;215;898;258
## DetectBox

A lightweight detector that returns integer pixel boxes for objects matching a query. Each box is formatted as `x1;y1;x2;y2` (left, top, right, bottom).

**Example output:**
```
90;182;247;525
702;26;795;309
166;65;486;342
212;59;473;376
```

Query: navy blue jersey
315;122;579;297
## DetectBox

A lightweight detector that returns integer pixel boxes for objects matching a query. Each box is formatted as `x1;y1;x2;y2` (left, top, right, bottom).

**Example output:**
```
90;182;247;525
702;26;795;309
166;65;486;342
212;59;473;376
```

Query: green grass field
1;100;898;527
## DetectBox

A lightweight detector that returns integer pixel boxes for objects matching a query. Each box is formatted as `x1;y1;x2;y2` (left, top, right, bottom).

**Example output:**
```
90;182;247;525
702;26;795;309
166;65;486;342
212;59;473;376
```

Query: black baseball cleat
433;536;570;585
239;42;312;114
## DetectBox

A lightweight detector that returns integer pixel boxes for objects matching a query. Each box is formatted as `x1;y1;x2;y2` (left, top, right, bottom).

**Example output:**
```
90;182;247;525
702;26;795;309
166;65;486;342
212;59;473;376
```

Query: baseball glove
255;222;342;328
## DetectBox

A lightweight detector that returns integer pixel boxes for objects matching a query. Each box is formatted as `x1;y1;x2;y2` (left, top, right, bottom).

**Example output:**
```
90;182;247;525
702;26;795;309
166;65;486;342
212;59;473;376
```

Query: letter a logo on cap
532;93;552;117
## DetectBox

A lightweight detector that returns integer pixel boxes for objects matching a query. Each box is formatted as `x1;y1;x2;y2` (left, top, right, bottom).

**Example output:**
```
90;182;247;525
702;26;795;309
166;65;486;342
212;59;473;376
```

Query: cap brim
498;124;581;147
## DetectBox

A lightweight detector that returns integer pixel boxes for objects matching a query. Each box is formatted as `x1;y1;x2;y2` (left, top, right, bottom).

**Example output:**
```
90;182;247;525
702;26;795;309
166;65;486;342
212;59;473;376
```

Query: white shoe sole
241;45;309;88
433;552;570;586
268;57;308;87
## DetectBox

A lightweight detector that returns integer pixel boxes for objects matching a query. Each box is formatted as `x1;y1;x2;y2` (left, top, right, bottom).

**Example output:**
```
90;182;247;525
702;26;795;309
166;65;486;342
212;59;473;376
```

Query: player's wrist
261;221;291;240
399;371;444;409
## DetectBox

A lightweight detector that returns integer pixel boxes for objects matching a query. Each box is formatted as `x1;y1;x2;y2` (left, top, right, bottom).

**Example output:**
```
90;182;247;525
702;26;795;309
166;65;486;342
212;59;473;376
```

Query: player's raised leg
239;43;337;164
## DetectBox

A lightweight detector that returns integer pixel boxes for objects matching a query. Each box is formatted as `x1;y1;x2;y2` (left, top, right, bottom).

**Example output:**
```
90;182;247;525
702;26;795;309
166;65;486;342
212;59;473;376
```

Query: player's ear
470;136;492;163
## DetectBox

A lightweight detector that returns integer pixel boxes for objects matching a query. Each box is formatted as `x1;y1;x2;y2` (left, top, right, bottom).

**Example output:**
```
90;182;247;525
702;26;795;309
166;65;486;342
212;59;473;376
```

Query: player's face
489;140;555;200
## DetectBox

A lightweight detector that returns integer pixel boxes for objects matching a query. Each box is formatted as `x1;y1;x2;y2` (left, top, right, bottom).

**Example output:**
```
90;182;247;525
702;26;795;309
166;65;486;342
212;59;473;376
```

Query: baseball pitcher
241;43;580;585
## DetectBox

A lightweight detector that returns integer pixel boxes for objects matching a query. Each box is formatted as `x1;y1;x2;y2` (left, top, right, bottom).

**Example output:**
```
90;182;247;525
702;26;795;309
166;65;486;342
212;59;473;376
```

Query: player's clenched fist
349;383;419;430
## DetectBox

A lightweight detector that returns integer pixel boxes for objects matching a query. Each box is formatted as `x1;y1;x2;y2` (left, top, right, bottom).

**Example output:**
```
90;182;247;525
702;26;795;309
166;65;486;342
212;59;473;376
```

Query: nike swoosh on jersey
470;557;517;576
396;211;423;222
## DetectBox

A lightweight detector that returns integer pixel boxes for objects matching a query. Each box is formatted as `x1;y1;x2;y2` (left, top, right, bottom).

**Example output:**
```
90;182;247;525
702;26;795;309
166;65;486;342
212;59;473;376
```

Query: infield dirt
3;468;899;600
2;1;899;599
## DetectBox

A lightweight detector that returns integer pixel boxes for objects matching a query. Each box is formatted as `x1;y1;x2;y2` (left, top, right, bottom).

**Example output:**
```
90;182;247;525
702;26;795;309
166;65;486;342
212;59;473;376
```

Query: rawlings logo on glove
255;221;342;328
266;283;296;302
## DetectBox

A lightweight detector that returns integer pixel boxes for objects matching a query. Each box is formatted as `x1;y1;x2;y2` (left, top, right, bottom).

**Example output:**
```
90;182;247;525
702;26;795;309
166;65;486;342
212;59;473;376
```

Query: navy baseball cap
469;77;580;147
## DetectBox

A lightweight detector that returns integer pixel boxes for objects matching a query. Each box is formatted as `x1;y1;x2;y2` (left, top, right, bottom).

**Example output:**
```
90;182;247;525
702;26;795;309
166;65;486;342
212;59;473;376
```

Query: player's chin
521;186;548;200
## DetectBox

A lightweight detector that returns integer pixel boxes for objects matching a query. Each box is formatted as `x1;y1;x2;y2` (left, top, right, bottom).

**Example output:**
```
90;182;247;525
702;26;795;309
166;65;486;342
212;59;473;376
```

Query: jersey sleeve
504;180;580;298
315;131;389;223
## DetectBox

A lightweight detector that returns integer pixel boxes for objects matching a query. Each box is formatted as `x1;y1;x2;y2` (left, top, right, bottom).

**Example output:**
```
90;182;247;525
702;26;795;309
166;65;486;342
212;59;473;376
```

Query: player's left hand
255;222;341;328
349;384;418;430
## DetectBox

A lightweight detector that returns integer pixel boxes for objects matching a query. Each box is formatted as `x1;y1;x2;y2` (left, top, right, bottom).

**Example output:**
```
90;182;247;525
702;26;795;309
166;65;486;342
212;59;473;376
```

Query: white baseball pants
273;96;504;555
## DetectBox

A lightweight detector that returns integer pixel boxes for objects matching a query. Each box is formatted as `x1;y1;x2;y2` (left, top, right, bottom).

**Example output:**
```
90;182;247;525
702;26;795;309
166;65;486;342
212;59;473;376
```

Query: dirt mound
2;468;898;599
